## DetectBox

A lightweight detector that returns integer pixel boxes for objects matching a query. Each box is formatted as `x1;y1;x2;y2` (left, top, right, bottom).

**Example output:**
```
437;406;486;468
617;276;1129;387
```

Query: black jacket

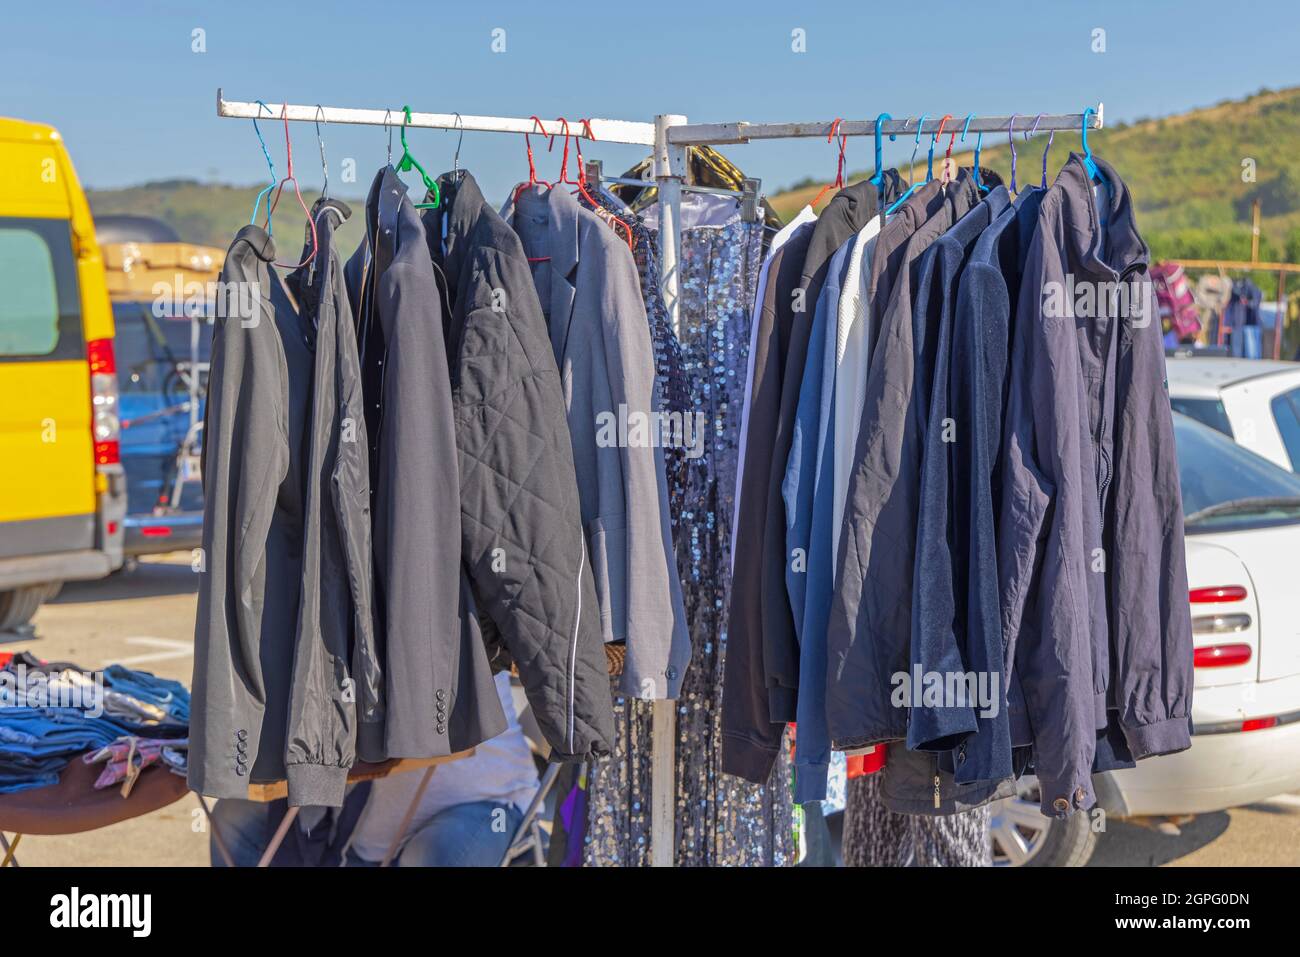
345;168;506;760
427;170;614;761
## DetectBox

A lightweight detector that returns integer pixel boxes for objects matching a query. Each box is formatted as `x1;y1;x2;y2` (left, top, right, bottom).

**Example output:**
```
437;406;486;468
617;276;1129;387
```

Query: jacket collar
430;169;491;295
501;184;581;356
230;224;276;264
1053;152;1149;280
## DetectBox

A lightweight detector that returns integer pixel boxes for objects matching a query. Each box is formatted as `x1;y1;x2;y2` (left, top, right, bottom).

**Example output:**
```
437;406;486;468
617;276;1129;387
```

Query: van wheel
0;583;60;630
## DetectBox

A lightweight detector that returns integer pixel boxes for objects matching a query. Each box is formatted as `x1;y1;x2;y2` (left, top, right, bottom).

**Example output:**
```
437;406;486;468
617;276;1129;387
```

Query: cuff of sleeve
793;761;830;805
721;731;781;784
1123;714;1192;761
1037;774;1096;819
285;763;349;809
906;708;979;754
768;685;798;724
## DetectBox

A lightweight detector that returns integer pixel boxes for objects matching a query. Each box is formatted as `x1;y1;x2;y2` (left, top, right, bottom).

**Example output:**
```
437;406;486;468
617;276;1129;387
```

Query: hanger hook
314;105;329;199
382;109;394;165
1007;113;1019;194
450;112;464;173
908;113;929;186
550;117;573;183
934;114;953;182
1026;113;1055;188
1081;107;1096;159
870;113;893;188
960;113;974;143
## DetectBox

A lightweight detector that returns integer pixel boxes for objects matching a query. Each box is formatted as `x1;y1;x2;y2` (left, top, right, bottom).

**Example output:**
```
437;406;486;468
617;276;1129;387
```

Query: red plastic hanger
268;104;319;270
810;118;847;209
513;115;553;205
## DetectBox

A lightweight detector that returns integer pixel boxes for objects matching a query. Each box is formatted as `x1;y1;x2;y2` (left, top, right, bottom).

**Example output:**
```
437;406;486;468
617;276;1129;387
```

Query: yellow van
0;117;124;630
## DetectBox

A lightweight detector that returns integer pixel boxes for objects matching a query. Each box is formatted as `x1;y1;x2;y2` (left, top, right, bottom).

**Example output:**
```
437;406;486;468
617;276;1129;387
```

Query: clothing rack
214;90;1103;868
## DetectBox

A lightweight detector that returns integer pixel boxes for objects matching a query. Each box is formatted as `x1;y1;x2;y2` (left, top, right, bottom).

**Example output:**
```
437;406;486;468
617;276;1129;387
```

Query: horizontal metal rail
215;89;658;146
665;105;1103;146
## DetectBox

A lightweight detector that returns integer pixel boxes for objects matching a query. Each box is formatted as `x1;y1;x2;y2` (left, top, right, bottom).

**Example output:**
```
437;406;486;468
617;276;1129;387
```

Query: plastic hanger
267;105;318;269
1026;113;1054;188
939;114;958;184
960;114;990;193
249;101;278;230
810;118;847;209
1007;114;1020;194
1080;106;1111;226
395;106;440;209
869;112;895;204
513;116;554;204
926;114;952;183
907;113;929;187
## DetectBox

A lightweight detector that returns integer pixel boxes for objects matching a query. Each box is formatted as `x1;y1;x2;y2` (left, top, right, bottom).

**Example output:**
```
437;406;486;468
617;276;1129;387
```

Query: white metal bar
216;89;657;147
667;104;1103;146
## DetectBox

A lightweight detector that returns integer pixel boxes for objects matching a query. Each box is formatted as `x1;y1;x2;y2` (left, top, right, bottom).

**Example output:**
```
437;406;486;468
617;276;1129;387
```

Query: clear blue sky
2;0;1299;201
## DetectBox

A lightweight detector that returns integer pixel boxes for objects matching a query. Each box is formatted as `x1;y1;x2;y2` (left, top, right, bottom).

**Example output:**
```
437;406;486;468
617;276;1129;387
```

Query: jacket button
435;690;446;702
235;765;246;776
1052;797;1070;815
236;740;247;755
236;730;247;741
1074;787;1088;808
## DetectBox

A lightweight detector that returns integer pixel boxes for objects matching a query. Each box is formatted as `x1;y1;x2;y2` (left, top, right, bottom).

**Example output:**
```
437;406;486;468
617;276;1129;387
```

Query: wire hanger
1026;113;1054;188
513;116;554;204
396;106;440;209
267;104;318;269
573;118;634;252
449;111;465;176
250;101;278;229
314;104;330;200
1007;114;1020;195
810;118;847;209
382;109;394;166
960;114;989;193
907;113;929;187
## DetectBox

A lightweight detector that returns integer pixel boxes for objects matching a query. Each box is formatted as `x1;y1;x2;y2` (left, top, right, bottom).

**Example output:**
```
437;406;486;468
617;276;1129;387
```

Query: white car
991;412;1300;866
1166;356;1300;471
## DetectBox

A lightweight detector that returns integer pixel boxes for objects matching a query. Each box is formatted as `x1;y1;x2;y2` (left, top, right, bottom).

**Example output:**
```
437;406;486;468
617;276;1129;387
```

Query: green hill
86;179;366;255
768;86;1300;275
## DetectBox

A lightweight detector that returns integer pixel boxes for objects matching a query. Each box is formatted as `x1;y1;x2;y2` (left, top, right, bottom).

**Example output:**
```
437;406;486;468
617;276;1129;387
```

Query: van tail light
1241;717;1279;732
1189;585;1248;604
87;338;120;466
1193;643;1253;668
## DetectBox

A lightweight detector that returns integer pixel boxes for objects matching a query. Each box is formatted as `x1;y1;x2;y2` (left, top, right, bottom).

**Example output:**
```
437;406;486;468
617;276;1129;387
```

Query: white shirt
347;673;540;863
830;216;883;568
730;204;818;572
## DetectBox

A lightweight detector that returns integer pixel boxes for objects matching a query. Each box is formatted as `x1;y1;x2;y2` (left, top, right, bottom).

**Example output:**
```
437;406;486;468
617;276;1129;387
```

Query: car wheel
990;788;1097;867
0;583;60;631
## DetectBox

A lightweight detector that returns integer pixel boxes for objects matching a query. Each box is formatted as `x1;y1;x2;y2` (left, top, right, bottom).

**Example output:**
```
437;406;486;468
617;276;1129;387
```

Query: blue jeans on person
345;801;524;867
210;794;523;867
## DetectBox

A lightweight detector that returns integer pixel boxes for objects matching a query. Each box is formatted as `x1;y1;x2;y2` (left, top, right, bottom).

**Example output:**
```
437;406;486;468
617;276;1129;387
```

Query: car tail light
1192;613;1252;635
1242;717;1279;732
1193;643;1253;667
87;338;120;466
141;526;172;538
1189;585;1248;604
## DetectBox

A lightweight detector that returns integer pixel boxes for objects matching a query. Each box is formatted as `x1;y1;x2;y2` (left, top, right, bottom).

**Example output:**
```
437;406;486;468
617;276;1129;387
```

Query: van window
0;218;82;361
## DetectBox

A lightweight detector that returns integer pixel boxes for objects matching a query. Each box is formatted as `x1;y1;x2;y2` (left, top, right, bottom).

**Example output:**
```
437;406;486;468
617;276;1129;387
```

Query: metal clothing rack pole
214;91;681;868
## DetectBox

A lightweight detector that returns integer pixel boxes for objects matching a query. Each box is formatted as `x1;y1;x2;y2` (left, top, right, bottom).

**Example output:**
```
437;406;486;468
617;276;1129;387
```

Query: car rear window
1269;387;1300;472
1170;396;1234;438
112;302;212;397
0;217;82;361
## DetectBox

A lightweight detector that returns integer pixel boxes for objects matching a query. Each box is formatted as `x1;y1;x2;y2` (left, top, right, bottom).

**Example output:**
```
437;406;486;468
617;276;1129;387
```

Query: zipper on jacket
933;753;941;810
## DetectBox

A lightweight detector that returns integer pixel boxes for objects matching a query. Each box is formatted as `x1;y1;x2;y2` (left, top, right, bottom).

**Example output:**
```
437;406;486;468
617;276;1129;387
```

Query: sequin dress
580;200;796;867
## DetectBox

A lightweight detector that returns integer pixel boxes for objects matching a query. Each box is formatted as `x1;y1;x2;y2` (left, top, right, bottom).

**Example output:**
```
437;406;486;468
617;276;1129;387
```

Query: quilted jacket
427;170;614;761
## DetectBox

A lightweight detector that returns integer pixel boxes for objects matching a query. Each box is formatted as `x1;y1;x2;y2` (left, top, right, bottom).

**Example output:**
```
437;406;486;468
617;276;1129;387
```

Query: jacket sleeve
597;246;691;701
999;242;1098;818
456;252;613;761
908;265;979;753
1110;269;1193;758
188;258;288;800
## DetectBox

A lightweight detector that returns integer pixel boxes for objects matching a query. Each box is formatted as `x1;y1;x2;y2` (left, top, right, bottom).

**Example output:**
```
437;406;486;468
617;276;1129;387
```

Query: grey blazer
502;184;690;700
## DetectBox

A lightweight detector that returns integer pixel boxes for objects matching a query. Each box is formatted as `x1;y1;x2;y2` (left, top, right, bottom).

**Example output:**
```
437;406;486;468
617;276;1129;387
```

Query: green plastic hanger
397;106;440;209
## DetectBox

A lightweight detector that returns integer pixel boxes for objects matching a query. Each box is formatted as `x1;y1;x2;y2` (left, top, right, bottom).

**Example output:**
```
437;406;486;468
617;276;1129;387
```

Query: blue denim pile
0;652;189;795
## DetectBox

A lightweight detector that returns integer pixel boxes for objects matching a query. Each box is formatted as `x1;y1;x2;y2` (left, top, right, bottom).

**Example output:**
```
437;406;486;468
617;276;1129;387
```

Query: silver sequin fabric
842;771;993;866
583;214;796;867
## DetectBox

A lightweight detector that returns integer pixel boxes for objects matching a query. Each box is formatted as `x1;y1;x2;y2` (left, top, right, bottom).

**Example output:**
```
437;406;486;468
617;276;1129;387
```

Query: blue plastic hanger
960;114;989;193
1081;107;1101;180
250;101;277;232
907;113;928;186
869;112;895;201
